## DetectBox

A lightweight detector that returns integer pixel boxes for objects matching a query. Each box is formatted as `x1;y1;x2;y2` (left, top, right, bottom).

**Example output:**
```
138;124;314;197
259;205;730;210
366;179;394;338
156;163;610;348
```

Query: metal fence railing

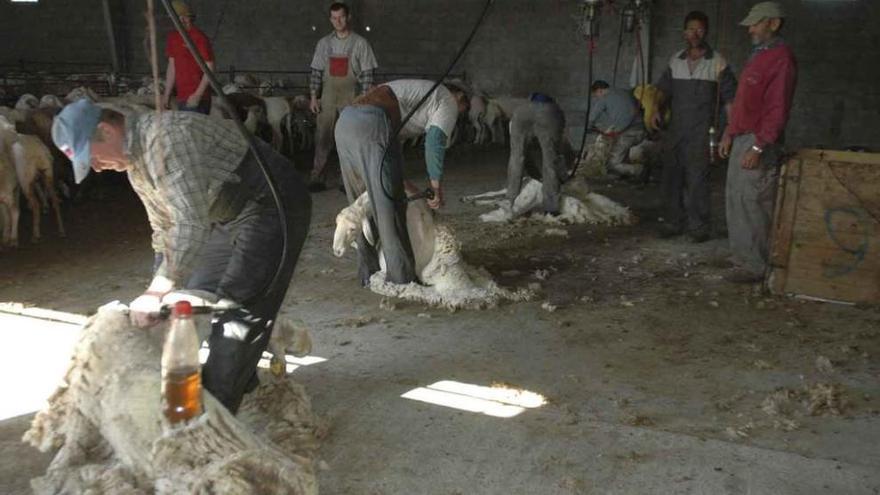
1;59;468;105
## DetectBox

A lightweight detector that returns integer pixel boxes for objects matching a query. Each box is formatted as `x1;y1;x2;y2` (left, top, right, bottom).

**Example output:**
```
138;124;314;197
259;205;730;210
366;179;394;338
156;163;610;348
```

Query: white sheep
0;143;20;248
64;86;100;103
333;193;531;309
14;94;39;111
484;97;528;145
38;94;64;109
462;177;634;226
0;106;27;125
0;116;65;243
468;94;488;144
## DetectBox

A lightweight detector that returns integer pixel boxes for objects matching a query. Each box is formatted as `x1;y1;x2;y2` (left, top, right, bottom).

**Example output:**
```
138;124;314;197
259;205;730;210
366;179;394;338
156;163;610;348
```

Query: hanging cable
567;37;598;182
377;0;495;203
157;0;289;303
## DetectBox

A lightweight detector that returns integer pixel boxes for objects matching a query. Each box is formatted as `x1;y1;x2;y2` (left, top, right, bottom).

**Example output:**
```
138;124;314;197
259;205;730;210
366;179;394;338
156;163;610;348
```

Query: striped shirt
124;111;249;286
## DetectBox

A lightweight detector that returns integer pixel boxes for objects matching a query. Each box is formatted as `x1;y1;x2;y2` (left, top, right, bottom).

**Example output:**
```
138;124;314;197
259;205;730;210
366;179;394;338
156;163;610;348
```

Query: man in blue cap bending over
52;99;312;414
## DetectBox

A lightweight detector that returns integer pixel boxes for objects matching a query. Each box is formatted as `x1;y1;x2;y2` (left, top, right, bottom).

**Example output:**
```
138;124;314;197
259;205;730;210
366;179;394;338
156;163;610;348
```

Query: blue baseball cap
52;98;102;184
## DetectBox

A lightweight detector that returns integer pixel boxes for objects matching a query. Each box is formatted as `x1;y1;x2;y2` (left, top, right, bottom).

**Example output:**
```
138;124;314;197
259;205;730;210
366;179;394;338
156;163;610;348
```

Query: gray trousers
607;126;647;176
335;105;416;285
182;140;312;414
507;101;567;213
725;133;781;273
661;131;711;231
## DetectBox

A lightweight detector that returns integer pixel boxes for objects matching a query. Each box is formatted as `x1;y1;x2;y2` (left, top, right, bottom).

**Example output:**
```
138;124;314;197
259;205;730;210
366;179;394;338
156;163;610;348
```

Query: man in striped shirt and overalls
720;2;797;284
308;2;379;192
52;99;312;414
654;10;737;243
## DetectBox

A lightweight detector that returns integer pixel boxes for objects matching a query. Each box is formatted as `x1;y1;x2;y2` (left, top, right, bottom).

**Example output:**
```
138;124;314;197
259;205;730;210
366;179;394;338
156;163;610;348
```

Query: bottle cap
172;300;192;317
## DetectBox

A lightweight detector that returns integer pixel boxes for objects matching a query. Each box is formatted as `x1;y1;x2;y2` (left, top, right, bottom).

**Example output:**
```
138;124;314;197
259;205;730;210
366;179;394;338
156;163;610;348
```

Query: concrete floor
1;146;878;494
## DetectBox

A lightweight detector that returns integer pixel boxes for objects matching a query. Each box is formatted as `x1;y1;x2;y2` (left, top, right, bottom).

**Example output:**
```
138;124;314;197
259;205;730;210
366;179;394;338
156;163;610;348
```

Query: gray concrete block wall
0;0;876;149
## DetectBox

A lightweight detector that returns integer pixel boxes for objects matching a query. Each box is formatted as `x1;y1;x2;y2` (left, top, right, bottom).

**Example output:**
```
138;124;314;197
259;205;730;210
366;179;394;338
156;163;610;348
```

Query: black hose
567;39;597;182
159;0;289;303
378;0;495;203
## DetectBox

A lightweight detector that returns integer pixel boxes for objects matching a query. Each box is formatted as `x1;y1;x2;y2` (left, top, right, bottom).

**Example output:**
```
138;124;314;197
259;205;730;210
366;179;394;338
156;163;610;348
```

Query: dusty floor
1;146;879;494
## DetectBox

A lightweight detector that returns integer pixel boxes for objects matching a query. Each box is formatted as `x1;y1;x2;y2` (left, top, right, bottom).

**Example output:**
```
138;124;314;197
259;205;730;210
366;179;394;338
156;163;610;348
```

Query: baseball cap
740;1;785;26
52;98;102;184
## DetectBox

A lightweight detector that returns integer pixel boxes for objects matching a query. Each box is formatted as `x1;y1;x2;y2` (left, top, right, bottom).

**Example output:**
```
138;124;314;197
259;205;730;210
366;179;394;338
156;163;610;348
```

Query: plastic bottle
161;301;203;424
708;126;718;163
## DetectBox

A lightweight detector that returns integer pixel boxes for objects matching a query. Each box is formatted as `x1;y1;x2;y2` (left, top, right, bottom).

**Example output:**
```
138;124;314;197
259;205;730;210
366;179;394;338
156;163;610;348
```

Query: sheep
38;94;64;110
469;94;488;144
0;106;27;125
281;109;315;154
0;116;65;242
0;144;20;248
64;86;100;103
14;94;39;111
333;192;532;309
484;97;528;145
462;177;634;226
13;107;76;198
261;96;292;151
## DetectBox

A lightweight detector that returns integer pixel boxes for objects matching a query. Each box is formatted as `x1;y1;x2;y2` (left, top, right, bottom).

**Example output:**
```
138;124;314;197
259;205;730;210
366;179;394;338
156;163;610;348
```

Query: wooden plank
768;156;802;294
770;150;880;303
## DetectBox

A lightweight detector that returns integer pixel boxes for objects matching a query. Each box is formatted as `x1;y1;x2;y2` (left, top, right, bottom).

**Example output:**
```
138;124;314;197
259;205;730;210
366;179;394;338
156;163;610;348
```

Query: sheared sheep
334;192;532;309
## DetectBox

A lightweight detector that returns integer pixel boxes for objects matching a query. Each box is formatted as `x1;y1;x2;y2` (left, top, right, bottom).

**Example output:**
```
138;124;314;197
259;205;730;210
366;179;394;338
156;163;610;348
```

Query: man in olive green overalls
308;1;379;192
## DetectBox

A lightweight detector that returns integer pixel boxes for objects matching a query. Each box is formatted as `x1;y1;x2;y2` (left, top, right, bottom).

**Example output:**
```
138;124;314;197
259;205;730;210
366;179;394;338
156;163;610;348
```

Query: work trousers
725;133;781;274
181;140;311;413
661;131;712;232
335;105;416;285
507;101;567;213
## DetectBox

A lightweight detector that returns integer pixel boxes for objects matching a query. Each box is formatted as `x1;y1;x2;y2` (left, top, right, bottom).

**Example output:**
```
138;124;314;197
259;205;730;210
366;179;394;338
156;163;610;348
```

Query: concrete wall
1;0;877;148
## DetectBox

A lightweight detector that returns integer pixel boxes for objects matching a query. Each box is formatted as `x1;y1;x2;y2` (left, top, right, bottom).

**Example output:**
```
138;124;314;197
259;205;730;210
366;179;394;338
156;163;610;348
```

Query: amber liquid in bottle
162;366;203;423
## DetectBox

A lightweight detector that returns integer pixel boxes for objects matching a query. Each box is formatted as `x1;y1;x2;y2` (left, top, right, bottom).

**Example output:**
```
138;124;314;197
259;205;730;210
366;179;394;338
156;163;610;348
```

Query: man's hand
185;93;202;109
427;180;443;210
742;148;761;170
719;132;732;159
310;96;321;114
129;293;163;328
650;111;663;132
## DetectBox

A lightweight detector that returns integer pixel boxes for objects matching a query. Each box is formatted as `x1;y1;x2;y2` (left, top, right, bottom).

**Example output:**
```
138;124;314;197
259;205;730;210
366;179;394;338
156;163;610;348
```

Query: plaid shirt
124;111;249;286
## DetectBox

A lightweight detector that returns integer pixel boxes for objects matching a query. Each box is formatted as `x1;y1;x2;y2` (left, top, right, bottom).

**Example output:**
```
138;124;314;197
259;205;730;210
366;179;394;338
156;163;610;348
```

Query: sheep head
333;193;374;257
333;206;362;257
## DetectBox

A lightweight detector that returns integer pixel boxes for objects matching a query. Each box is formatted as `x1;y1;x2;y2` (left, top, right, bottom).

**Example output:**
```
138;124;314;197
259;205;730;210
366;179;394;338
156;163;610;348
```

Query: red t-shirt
166;26;214;102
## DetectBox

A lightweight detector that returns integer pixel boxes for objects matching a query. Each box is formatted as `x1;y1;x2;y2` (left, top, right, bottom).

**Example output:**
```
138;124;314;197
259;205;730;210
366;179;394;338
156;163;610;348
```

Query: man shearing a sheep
506;92;573;216
334;79;468;287
51;99;312;414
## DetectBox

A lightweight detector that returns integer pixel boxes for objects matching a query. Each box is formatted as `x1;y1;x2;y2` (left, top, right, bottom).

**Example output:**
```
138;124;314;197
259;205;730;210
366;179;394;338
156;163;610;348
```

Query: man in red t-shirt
719;2;797;283
161;1;215;114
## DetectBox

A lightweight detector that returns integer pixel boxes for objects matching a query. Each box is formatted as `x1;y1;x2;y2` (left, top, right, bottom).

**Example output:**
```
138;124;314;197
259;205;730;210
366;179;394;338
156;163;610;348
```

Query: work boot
656;223;683;239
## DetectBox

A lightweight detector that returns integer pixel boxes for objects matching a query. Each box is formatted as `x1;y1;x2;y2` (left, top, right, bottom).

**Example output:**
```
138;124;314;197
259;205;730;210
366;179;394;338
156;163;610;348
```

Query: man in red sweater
720;1;797;283
161;1;215;114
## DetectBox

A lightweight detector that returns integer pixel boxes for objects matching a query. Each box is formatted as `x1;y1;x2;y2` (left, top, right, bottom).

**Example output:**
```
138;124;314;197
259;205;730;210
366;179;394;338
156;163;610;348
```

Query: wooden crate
768;149;880;304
